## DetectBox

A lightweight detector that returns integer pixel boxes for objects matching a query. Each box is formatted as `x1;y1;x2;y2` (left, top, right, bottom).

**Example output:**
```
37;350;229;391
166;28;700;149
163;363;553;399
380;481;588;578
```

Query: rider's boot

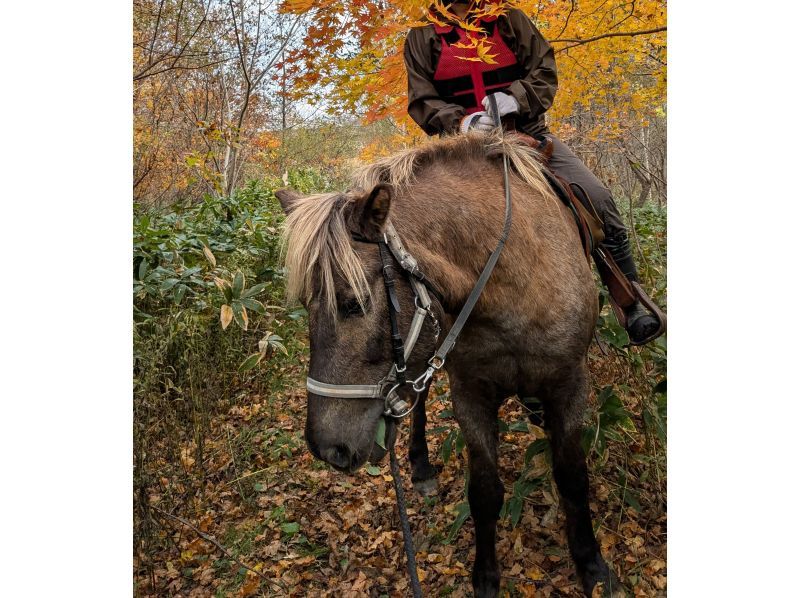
603;231;663;344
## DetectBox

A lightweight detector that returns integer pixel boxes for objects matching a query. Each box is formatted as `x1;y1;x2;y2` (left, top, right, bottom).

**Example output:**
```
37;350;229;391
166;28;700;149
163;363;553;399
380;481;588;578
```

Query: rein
307;95;511;596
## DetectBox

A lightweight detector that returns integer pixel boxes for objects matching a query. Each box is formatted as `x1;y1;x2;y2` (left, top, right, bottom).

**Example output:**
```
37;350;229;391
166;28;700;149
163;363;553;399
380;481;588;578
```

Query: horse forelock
281;191;371;318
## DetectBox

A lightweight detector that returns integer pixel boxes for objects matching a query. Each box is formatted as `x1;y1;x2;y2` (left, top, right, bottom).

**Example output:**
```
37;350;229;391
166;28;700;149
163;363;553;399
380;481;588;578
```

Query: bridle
304;95;513;421
305;222;443;418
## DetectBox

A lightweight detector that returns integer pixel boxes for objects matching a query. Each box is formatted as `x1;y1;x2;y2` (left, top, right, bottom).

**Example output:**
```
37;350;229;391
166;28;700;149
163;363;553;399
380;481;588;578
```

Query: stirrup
626;282;666;345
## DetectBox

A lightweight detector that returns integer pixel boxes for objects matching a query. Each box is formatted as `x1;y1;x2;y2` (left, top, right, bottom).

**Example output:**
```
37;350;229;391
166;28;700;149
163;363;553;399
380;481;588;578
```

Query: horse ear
355;184;392;239
275;188;303;214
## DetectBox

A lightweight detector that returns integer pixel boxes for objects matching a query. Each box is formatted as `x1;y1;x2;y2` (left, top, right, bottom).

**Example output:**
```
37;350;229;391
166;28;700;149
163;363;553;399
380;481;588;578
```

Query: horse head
277;184;438;473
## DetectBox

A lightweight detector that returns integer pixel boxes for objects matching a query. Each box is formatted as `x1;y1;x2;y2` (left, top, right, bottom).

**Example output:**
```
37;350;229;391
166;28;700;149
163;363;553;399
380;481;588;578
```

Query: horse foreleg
542;364;623;597
452;379;503;598
408;385;437;495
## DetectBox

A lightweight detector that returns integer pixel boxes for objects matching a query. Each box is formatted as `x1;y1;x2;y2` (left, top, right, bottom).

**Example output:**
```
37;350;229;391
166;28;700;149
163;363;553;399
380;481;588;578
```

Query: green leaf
232;271;245;299
160;278;179;292
239;353;263;372
623;489;642;512
524;438;550;466
446;502;471;544
365;465;381;476
513;477;543;500
138;259;149;281
270;340;288;356
173;284;188;305
281;522;300;535
508;497;523;527
231;301;248;330
287;307;307;320
454;430;465;455
509;420;529;432
375;418;387;450
441;429;454;464
241;282;269;299
239;298;266;315
181;266;202;279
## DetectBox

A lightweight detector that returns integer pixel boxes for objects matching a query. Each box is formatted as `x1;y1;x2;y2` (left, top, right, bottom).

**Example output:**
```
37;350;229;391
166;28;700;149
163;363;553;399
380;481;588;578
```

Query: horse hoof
472;567;500;598
412;477;438;496
580;556;625;597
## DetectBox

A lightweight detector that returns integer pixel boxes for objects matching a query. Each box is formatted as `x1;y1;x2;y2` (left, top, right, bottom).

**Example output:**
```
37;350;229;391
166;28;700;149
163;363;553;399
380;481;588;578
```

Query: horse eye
339;297;368;318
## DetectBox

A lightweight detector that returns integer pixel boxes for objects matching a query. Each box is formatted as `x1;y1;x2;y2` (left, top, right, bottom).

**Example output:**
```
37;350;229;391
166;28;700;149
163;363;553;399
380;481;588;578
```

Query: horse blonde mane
352;131;557;206
281;192;371;317
281;132;557;316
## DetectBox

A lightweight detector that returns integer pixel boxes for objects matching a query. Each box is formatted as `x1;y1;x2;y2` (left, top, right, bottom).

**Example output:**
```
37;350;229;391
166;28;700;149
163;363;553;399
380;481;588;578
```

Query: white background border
1;0;799;594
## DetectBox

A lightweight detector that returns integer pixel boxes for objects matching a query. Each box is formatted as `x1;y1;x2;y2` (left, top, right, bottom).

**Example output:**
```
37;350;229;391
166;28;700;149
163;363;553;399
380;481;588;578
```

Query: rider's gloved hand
460;111;495;133
482;92;520;118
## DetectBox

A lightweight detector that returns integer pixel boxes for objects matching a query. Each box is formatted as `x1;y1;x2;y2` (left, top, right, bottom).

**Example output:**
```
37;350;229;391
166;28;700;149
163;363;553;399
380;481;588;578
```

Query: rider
403;0;663;344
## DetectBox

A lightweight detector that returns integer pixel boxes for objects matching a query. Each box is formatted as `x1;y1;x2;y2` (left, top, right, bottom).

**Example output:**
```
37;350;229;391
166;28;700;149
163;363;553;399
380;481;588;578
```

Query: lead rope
389;435;423;598
390;96;509;597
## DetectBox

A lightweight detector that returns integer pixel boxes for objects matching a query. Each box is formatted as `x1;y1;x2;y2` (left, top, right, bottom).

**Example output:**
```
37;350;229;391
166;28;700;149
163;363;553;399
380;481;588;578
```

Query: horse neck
390;178;516;312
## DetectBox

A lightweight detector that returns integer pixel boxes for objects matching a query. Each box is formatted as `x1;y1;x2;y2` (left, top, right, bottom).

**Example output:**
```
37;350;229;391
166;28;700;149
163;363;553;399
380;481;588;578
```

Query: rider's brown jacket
403;8;557;137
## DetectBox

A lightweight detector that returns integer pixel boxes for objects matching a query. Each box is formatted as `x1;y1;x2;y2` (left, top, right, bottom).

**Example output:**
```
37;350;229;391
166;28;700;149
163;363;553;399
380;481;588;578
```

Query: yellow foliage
281;0;666;141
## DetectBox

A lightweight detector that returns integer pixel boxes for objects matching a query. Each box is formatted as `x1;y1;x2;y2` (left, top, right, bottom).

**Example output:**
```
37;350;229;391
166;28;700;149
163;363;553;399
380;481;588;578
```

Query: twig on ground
225;466;273;486
150;504;286;592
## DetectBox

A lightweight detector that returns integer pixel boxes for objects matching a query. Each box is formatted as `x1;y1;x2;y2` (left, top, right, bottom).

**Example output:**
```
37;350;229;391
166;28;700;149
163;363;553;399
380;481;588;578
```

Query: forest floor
134;341;666;598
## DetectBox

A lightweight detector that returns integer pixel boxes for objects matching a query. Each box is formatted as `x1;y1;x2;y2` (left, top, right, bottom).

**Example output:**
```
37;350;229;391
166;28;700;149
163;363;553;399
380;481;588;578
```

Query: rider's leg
545;135;661;344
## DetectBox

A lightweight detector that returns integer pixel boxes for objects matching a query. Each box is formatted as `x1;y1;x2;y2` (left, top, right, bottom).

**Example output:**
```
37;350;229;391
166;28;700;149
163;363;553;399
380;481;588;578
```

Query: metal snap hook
412;366;434;394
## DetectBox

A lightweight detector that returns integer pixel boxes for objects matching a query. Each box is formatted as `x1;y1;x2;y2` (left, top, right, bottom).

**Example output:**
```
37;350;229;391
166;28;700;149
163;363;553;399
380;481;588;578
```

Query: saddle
513;133;666;345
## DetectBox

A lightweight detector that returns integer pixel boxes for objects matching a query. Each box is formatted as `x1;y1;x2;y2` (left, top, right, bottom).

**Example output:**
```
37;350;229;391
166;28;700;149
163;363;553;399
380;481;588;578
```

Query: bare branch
251;15;302;88
228;0;252;89
555;0;576;40
147;0;166;66
134;0;212;81
551;26;666;52
136;57;236;81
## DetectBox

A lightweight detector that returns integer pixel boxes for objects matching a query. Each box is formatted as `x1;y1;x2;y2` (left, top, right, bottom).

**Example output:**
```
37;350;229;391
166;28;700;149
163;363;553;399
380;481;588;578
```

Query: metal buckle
384;382;419;418
384;382;420;419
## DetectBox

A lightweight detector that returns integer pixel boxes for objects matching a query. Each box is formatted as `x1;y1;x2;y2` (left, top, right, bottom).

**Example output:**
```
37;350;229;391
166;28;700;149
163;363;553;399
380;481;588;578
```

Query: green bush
133;177;314;540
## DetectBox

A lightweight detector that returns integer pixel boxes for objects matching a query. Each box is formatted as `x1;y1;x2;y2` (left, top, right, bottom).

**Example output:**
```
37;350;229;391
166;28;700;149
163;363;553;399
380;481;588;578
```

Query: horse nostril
322;443;353;471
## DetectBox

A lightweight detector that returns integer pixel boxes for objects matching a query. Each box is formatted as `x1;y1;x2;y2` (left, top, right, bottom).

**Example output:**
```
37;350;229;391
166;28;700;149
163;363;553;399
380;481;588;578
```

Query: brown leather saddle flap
516;133;666;345
513;133;604;258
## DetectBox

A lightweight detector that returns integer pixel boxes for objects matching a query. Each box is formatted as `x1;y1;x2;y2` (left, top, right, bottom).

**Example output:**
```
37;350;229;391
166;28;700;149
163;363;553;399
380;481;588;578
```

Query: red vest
432;18;522;114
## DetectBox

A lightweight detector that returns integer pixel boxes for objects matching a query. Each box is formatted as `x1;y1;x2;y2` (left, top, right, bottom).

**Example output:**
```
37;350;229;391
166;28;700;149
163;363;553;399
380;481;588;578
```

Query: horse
276;132;622;597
